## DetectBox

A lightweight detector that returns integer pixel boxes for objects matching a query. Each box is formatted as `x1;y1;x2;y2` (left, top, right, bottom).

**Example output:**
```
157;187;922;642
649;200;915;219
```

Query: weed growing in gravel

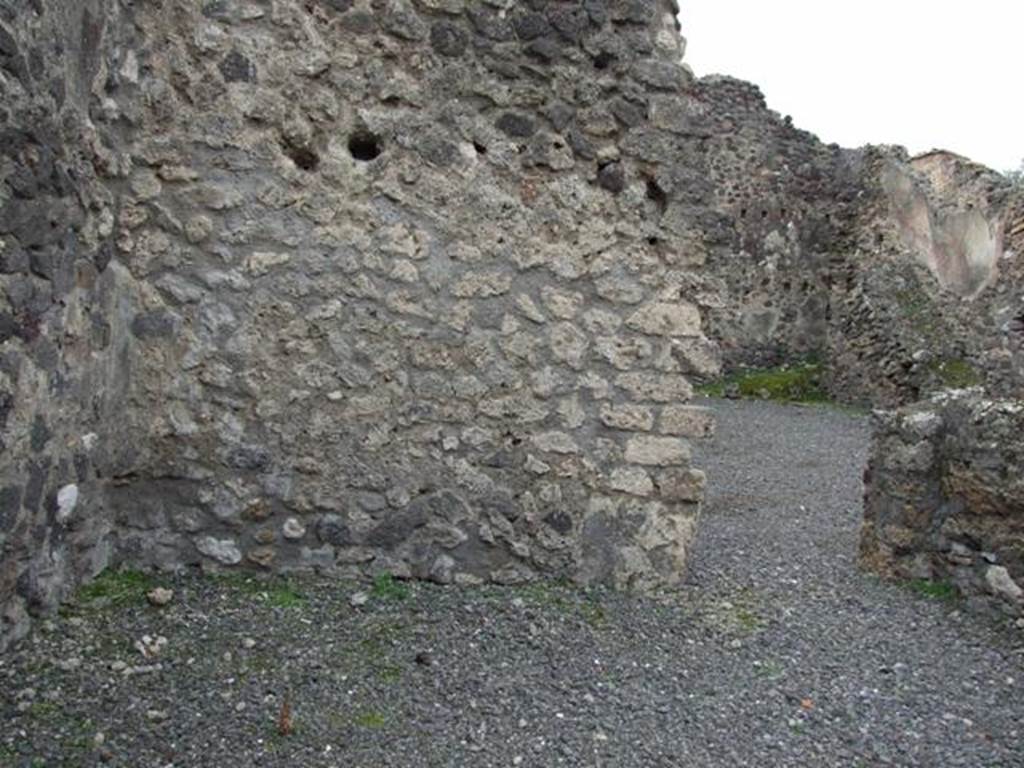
353;709;388;729
579;596;608;629
371;573;410;602
909;579;958;602
336;619;409;683
266;582;307;609
519;580;571;608
753;660;785;680
24;701;59;720
207;572;308;608
208;571;266;595
76;569;156;607
514;581;613;629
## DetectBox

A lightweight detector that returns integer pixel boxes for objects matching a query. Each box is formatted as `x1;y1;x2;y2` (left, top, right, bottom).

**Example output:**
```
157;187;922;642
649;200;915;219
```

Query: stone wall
2;0;726;649
861;390;1024;615
111;0;717;594
830;151;1024;406
0;0;146;649
684;76;1024;407
686;75;863;374
3;0;1021;652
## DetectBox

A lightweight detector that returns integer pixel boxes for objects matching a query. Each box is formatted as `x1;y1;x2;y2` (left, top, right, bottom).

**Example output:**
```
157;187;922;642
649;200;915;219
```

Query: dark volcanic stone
495;112;536;139
598;162;626;194
218;50;255;83
430;21;468;58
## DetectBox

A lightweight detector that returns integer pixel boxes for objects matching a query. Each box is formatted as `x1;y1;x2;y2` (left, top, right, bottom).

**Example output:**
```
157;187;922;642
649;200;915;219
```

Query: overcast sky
680;1;1022;174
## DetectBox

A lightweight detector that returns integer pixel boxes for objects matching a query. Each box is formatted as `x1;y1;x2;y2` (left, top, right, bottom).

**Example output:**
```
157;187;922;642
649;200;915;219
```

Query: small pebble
242;637;256;650
349;591;370;608
147;587;174;607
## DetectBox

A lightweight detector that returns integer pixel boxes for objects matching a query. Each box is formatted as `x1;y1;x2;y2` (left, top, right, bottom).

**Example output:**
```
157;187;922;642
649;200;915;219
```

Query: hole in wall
283;144;320;172
593;51;616;70
645;178;668;212
473;140;488;156
348;131;383;161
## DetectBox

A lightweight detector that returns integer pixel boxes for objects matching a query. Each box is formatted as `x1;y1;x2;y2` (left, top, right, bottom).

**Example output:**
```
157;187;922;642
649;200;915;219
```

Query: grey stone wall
0;0;146;649
685;76;1024;408
107;0;715;593
861;390;1024;615
3;0;726;650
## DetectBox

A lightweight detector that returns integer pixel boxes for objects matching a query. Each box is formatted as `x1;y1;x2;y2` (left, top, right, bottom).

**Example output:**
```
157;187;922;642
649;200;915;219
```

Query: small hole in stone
473;141;488;155
645;178;668;211
593;51;616;70
284;145;320;172
348;131;383;161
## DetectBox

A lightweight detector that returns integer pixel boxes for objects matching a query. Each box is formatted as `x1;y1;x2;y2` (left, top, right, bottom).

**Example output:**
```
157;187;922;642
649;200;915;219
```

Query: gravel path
2;398;1023;767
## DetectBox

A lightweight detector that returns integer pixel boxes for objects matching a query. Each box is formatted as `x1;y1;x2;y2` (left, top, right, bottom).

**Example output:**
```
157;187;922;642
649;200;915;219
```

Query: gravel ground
2;398;1023;767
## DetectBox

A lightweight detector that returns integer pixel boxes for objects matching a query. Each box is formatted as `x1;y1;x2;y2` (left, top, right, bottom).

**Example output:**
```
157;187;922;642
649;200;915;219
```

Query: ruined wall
104;0;721;595
684;76;864;373
0;0;146;649
861;390;1024;615
685;77;1024;406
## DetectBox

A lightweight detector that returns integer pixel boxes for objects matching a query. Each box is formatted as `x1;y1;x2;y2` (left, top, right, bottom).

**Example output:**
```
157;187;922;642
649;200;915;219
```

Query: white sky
680;1;1023;173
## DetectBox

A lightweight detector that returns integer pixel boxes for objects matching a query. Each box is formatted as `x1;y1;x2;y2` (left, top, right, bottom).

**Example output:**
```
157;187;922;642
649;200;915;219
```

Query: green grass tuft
266;582;307;609
698;360;828;404
909;579;958;601
76;569;155;607
370;573;410;602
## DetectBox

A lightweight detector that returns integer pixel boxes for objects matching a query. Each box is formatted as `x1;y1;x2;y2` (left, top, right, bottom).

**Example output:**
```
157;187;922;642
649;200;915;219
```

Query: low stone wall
861;390;1024;614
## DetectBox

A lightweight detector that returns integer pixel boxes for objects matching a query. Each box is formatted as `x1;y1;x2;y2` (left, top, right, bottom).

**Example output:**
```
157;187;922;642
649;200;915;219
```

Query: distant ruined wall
0;0;145;649
861;390;1024;615
687;77;1024;406
687;76;863;373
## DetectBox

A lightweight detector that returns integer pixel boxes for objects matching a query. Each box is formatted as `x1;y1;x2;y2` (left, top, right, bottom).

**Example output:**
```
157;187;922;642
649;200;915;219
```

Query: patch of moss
207;571;266;595
353;710;388;729
337;619;409;683
929;358;982;389
207;573;308;608
76;569;156;607
909;579;958;602
698;360;828;404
